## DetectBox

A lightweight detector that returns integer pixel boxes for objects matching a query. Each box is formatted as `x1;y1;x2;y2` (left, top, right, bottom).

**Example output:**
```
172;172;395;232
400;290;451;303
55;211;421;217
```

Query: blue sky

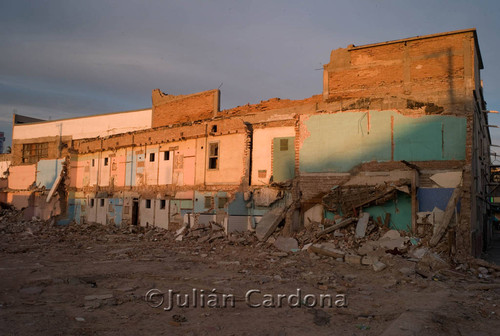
1;0;499;154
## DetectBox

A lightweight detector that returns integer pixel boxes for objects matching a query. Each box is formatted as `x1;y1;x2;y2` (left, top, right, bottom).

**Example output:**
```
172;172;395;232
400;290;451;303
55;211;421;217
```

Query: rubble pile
174;220;259;246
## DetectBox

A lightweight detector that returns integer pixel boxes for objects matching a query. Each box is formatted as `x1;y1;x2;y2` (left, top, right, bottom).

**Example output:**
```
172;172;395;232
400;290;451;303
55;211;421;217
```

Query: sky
1;0;499;155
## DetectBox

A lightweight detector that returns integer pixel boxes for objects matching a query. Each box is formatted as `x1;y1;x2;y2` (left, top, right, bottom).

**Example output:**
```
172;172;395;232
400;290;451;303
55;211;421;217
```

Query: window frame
22;142;48;164
207;142;219;170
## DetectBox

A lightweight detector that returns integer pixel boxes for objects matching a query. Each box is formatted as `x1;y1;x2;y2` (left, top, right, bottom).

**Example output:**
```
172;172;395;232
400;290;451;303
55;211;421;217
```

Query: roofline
13;107;152;127
348;28;483;69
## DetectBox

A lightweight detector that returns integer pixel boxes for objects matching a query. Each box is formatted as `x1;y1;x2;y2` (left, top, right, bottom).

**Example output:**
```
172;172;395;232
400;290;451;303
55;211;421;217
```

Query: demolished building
0;29;492;259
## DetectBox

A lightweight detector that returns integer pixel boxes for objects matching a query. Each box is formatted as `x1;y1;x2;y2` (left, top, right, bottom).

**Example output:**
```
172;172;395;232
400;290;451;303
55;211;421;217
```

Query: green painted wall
363;192;412;231
300;111;466;173
324;191;412;231
273;137;295;182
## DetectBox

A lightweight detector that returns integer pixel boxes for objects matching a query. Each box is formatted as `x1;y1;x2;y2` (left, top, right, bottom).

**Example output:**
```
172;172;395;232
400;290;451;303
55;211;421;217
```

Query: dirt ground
1;215;500;335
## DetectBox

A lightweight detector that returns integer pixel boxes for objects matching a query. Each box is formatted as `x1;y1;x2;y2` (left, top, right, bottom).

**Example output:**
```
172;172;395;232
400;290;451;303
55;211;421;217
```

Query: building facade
0;29;491;259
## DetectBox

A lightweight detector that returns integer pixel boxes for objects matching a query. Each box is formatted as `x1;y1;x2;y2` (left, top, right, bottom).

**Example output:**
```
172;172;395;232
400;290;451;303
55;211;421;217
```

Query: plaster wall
252;127;295;185
13;109;152;141
8;165;36;190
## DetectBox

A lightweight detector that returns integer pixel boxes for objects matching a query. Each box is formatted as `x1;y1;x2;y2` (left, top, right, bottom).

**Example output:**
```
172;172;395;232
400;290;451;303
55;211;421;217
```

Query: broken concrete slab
318;218;355;237
308;244;345;259
373;261;387;272
355;212;370;238
378;230;405;250
304;204;324;228
255;206;288;241
361;255;379;265
273;237;298;252
416;252;448;277
253;188;282;207
409;247;428;259
429;171;462;188
302;243;312;251
382;230;401;240
345;254;361;265
358;241;377;256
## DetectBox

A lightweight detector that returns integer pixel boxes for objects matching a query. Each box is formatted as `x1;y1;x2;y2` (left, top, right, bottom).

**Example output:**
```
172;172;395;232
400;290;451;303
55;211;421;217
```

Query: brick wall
152;89;219;127
324;30;478;115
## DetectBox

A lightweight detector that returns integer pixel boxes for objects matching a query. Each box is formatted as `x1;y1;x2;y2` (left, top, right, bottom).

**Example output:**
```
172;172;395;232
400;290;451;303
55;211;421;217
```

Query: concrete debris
355;212;370;238
429;171;462;188
378;230;405;250
273;237;298;252
255;206;288;241
478;267;489;275
322;182;408;217
361;255;378;265
344;254;362;265
416;252;449;277
372;261;387;272
308;244;345;259
358;242;377;256
409;247;428;259
253;188;282;207
317;218;355;237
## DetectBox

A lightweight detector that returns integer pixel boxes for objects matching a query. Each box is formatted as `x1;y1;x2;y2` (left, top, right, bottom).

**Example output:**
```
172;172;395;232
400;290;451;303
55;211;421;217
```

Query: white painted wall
145;146;159;185
86;197;98;223
96;198;107;224
154;199;169;229
140;198;155;227
252;127;295;185
158;150;173;185
99;152;111;187
13;109;152;140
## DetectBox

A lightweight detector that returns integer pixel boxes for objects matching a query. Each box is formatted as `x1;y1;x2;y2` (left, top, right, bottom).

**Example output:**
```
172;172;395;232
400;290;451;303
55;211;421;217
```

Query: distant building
0;29;492;259
0;132;5;153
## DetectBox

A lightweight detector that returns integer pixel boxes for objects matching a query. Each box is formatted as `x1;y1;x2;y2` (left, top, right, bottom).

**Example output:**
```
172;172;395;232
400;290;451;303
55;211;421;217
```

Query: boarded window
218;197;228;209
258;170;267;178
280;139;288;151
208;142;219;169
145;199;151;209
164;151;170;160
22;143;48;163
123;206;130;215
204;196;213;208
149;153;155;162
160;199;166;209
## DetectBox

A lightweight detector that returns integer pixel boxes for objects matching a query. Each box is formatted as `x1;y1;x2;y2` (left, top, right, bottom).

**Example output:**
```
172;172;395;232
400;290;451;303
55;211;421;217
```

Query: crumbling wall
152;89;219;127
323;30;478;114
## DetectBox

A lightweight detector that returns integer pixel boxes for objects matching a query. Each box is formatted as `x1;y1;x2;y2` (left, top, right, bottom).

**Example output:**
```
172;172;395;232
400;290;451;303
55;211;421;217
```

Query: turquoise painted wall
300;111;466;173
36;159;64;189
325;191;412;231
363;192;412;231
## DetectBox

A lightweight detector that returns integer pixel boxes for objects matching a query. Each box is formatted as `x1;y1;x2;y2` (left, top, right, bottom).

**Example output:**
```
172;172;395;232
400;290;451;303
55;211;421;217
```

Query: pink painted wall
8;165;36;190
110;149;127;187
